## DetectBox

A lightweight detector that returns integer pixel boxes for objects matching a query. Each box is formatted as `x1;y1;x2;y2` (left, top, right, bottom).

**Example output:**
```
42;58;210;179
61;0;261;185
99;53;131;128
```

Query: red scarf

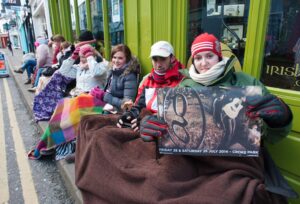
150;59;184;84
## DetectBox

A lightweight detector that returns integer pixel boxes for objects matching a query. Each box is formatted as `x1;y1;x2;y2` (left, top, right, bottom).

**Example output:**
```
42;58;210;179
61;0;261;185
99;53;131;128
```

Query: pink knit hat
191;33;222;58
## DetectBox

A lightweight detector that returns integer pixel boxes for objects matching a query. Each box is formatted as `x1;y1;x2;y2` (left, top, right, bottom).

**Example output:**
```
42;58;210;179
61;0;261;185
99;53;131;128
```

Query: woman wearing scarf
100;44;140;114
136;33;295;203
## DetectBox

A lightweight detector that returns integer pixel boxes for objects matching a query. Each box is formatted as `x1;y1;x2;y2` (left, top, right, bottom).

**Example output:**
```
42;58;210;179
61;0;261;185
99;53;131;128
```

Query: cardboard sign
157;86;263;157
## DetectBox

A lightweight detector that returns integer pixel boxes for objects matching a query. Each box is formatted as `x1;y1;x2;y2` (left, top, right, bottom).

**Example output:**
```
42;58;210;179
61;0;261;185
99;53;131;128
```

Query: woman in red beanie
138;33;296;203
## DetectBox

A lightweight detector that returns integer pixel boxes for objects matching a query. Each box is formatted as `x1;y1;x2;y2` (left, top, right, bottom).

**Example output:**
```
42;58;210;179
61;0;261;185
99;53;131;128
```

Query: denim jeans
21;59;36;79
34;67;46;87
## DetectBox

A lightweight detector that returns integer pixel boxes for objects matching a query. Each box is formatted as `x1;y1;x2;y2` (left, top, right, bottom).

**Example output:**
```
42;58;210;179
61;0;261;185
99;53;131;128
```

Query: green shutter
124;0;187;75
243;0;270;78
48;0;61;35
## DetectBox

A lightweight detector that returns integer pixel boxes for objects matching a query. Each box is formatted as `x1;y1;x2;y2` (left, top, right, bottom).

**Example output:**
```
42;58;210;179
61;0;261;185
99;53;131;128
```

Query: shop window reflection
188;0;250;65
261;0;300;91
91;0;105;57
79;2;87;32
70;2;76;40
108;0;124;46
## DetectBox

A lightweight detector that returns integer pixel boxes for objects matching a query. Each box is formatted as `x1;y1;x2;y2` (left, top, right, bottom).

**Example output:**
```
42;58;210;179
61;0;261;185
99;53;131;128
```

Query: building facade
47;0;300;202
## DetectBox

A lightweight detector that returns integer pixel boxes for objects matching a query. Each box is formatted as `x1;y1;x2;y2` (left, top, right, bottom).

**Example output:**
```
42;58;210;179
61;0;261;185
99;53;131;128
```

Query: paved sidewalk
1;48;83;204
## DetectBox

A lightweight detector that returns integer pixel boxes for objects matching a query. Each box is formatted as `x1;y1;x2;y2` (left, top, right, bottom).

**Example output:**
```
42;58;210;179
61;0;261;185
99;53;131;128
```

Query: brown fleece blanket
75;114;286;204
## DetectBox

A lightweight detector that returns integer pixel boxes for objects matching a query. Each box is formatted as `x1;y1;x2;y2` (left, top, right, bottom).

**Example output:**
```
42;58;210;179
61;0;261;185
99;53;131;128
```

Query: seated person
59;44;108;96
28;44;140;160
28;37;52;92
75;35;295;203
51;34;66;65
57;41;75;69
14;52;36;84
34;41;75;95
101;44;140;114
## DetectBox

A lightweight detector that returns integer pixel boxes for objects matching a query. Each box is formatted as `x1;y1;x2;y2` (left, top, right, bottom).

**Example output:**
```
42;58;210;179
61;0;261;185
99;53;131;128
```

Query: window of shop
70;1;76;33
91;0;104;56
188;0;250;65
108;0;124;45
260;0;300;91
79;2;87;32
70;3;77;39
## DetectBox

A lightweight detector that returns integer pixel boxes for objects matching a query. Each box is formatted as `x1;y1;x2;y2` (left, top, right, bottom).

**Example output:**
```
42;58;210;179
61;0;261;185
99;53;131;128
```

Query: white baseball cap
150;41;174;57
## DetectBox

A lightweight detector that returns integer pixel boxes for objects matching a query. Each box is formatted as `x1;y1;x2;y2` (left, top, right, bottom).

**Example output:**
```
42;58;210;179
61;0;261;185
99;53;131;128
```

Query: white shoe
27;87;37;92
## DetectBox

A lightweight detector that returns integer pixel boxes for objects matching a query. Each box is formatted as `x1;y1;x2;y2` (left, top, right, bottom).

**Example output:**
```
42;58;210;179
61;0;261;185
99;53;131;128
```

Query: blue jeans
34;67;46;87
21;59;36;79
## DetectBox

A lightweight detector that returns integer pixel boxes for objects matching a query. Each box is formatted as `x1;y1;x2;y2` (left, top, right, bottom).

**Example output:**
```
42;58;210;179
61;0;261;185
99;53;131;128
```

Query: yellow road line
0;86;10;203
3;78;39;204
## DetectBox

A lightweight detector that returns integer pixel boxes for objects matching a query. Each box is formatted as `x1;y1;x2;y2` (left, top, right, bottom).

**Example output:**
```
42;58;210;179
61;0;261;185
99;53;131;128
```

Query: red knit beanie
191;33;222;58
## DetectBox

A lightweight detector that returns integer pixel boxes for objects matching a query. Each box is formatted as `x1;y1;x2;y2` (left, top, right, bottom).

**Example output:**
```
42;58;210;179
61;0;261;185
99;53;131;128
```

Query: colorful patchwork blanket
28;93;105;159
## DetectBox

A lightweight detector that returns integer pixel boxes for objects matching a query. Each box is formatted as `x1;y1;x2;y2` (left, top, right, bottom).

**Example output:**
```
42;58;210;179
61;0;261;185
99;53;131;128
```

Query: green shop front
49;0;300;202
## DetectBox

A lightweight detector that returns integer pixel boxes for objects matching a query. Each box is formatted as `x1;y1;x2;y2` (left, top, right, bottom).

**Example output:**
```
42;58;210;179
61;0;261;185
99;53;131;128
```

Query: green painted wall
86;0;92;31
124;0;187;76
102;0;111;59
48;0;61;35
58;0;73;42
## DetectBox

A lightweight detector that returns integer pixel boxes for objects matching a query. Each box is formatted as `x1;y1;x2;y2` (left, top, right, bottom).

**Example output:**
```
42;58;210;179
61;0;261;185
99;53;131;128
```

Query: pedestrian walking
7;39;13;56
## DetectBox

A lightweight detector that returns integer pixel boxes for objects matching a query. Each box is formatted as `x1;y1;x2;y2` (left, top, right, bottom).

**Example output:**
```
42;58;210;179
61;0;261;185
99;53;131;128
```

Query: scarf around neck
113;61;130;71
189;58;228;86
150;58;183;84
152;69;166;84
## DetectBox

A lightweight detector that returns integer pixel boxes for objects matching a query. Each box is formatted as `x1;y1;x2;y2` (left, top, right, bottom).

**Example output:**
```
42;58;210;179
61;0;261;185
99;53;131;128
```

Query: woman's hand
90;86;105;100
121;100;133;111
139;115;168;142
71;46;80;60
246;94;292;128
117;107;140;130
80;44;94;58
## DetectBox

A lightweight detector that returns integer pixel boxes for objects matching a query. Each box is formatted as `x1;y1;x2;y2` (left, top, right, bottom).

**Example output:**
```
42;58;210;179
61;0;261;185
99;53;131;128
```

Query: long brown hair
110;44;132;63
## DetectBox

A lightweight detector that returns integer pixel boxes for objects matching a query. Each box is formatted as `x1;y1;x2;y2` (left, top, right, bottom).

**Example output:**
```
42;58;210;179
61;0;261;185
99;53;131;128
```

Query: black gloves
117;106;140;128
140;115;168;142
246;94;292;128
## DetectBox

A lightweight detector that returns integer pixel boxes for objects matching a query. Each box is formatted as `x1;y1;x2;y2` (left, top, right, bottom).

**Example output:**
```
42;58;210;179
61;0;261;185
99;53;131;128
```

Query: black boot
65;153;75;163
14;68;23;74
24;79;31;84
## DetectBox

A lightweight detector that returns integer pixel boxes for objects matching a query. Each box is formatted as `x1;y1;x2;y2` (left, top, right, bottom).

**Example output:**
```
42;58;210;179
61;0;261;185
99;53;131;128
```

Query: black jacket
103;57;140;110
